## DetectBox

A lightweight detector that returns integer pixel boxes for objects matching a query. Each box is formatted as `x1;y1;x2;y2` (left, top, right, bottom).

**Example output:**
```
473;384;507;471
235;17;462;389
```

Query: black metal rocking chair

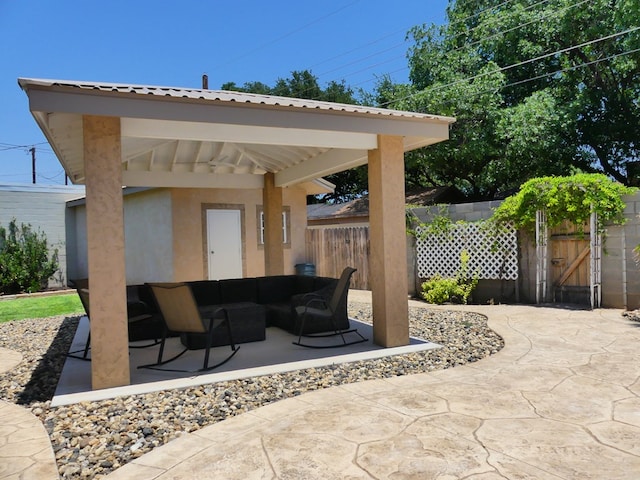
137;282;239;372
292;266;367;348
66;284;161;361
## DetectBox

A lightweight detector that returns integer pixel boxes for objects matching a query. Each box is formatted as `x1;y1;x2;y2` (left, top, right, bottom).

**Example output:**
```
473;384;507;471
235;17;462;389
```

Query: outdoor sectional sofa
182;274;346;349
72;273;352;351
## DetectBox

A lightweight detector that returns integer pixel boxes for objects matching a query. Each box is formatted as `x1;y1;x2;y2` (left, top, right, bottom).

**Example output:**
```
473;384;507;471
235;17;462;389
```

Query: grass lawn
0;294;85;323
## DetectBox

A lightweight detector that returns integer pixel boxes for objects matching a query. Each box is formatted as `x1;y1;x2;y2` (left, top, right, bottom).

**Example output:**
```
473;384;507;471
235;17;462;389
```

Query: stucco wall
0;184;85;288
123;189;173;283
601;192;640;309
171;186;308;281
69;186;308;284
69;189;174;284
69;205;87;283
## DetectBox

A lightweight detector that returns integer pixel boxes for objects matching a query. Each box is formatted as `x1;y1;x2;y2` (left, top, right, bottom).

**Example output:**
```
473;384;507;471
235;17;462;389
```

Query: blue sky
0;0;448;185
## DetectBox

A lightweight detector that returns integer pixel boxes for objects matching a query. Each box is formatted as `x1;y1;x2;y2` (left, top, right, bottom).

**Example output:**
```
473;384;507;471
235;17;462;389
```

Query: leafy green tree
221;70;367;202
0;219;59;294
380;0;639;198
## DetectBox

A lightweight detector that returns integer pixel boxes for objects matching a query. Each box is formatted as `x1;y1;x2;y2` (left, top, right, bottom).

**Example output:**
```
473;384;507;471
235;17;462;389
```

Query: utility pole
29;147;36;184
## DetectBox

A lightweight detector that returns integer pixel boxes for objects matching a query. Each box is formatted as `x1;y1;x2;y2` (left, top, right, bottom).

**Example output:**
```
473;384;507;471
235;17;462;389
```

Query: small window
258;207;290;247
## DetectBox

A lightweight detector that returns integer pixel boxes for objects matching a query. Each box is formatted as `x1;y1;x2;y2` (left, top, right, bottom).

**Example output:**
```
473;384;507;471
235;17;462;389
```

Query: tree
221;70;367;203
380;0;639;199
0;219;59;294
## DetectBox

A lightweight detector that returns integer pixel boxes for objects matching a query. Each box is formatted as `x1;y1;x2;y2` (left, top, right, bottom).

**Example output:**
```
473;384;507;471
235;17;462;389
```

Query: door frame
201;204;245;279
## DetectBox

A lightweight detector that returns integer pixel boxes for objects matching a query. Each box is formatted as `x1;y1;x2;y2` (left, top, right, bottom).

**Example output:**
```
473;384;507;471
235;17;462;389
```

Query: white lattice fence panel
416;222;518;280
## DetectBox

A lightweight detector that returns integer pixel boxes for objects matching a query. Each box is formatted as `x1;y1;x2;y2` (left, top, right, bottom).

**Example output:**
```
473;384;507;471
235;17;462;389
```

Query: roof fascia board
121;118;378;150
26;88;452;138
121;170;264;189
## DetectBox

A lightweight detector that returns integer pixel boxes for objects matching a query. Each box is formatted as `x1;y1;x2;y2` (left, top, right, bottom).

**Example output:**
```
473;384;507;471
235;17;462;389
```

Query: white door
206;209;242;280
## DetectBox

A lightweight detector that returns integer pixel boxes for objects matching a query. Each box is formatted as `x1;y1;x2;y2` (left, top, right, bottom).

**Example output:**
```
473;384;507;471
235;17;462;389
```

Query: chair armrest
296;293;328;310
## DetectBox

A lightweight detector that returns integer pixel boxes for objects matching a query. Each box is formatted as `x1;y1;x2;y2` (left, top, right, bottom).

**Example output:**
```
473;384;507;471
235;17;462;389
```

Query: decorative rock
0;302;505;479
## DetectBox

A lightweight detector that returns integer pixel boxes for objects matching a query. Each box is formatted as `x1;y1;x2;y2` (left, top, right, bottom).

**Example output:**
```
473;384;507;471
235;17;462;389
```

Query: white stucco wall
68;188;173;284
0;183;85;288
123;189;173;283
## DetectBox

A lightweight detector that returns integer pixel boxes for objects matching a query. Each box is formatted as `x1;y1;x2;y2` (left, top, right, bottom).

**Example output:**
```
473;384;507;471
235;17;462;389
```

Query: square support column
83;115;130;389
368;135;409;347
263;172;285;275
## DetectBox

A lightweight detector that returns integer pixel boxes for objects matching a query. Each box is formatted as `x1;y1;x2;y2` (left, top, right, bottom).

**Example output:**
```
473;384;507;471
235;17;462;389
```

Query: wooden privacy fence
305;227;370;290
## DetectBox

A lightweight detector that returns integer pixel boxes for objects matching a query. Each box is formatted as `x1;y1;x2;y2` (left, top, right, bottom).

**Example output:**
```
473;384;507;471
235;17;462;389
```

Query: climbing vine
406;204;455;239
491;174;635;234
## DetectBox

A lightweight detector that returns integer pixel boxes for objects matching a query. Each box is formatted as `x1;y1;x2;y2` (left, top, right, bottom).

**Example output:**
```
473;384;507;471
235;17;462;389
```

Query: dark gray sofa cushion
181;302;266;349
189;280;221;306
219;278;258;303
257;275;296;304
293;275;316;294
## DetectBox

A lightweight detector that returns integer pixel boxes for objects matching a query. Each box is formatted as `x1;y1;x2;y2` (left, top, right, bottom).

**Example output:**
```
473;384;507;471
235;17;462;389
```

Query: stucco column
368;135;409;347
83;115;130;389
263;172;285;275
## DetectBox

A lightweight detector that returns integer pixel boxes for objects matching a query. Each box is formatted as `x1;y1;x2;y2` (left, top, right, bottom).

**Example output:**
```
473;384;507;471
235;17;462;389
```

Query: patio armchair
66;282;162;361
138;282;239;372
292;266;367;348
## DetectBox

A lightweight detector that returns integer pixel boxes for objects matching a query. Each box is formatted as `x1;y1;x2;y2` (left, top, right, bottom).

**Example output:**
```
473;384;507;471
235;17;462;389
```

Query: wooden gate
549;221;591;304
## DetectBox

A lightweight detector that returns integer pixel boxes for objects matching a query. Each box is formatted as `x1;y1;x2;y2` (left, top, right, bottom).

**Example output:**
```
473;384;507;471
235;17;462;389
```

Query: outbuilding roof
19;78;455;193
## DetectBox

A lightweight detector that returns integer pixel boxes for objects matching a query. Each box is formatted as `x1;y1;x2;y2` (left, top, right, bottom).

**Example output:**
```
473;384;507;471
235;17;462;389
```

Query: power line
0;141;48;152
498;47;640;93
215;0;361;70
435;0;590;63
379;26;640;108
391;46;640;112
308;0;524;79
305;0;592;99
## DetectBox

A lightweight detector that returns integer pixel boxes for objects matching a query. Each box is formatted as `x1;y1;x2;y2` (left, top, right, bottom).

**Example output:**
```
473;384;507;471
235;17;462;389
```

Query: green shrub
420;250;478;305
0;219;59;294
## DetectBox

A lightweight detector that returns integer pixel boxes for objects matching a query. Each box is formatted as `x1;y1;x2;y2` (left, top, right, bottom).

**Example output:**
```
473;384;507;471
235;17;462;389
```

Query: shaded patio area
19;78;456;392
53;309;439;407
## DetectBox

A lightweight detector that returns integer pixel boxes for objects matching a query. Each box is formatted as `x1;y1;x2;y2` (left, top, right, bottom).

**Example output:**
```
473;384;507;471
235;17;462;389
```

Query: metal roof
19;78;455;192
19;78;451;120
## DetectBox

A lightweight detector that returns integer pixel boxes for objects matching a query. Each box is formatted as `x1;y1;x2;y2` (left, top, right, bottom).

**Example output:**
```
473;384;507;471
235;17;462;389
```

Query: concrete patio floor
52;307;437;406
3;292;640;479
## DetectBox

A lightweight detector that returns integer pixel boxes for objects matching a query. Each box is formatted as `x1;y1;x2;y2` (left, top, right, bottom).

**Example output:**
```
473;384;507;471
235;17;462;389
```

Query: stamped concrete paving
0;347;59;480
102;302;640;480
3;301;640;479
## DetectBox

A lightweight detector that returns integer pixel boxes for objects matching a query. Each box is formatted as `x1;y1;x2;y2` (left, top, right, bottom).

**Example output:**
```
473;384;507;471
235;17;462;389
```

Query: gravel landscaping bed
0;302;503;479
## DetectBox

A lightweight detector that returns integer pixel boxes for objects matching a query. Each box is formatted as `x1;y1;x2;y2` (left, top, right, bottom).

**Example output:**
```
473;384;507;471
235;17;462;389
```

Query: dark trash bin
295;263;316;276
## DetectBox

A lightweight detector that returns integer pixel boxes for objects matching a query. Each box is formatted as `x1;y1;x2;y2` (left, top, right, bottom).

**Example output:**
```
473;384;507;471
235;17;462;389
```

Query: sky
0;0;449;185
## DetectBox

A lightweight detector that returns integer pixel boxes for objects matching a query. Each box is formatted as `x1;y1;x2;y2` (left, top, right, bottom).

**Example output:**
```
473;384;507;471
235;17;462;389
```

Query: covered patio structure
19;78;455;390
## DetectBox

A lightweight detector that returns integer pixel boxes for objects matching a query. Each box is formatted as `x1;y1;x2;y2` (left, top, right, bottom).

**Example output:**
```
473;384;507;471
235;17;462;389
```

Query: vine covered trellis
491;173;635;235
